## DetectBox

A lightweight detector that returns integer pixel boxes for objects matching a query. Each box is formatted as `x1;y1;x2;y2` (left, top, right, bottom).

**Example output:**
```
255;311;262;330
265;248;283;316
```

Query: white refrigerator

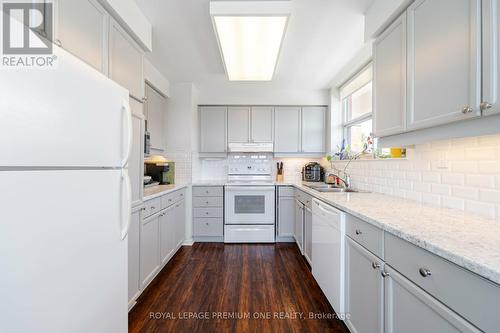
0;44;132;332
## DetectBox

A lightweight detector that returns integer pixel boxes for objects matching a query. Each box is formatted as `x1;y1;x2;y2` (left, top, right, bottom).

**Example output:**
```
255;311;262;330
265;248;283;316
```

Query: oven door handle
225;186;275;192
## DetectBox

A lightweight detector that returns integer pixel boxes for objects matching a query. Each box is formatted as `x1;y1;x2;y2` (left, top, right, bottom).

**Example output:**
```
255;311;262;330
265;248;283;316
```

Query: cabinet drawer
193;186;223;197
346;214;384;259
193;218;223;237
193;196;223;207
162;189;185;208
278;186;294;197
385;233;500;333
295;189;313;208
194;207;223;218
144;197;161;217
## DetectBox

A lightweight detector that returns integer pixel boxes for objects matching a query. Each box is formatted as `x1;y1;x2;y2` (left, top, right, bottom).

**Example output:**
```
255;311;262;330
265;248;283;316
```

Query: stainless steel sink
303;183;366;193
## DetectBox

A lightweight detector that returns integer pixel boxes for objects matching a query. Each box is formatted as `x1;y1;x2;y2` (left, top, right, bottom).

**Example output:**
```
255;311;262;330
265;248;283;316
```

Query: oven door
224;186;275;225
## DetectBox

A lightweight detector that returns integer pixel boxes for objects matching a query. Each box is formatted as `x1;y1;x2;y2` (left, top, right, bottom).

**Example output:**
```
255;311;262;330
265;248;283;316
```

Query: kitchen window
340;64;373;154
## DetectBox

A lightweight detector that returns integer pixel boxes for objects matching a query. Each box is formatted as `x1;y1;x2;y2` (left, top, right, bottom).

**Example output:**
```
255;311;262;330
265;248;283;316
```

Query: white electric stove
224;154;275;243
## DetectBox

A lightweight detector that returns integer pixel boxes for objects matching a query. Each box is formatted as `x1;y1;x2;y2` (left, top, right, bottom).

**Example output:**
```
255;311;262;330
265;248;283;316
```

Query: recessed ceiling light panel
210;1;292;81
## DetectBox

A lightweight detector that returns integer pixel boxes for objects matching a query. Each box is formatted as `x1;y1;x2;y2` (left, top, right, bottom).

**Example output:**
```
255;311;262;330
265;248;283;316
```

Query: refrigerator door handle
120;169;132;240
121;100;132;168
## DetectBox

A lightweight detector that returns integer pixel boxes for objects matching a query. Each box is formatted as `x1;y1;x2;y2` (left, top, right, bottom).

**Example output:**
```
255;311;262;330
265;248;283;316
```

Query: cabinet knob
480;101;493;111
169;198;172;202
55;39;62;47
151;206;156;209
141;207;146;211
205;222;209;226
372;262;380;269
355;229;362;235
206;201;209;204
205;212;209;215
419;267;432;278
461;106;473;114
381;271;390;278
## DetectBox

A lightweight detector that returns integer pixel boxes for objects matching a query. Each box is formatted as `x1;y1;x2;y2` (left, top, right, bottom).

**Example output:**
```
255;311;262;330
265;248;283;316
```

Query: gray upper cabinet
373;13;406;137
384;265;480;333
301;107;326;153
482;0;500;116
200;106;227;153
345;237;384;333
275;107;301;153
251;107;274;142
109;18;144;100
56;0;108;73
227;107;250;143
145;84;166;151
406;0;481;130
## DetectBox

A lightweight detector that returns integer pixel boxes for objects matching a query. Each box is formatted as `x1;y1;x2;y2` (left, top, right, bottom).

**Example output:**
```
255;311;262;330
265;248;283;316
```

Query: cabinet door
482;0;500;116
109;18;144;100
140;214;159;289
278;196;295;238
294;200;304;253
275;107;301;153
407;0;481;130
130;99;144;207
301;107;326;153
384;266;481;333
251;107;273;142
128;208;141;308
373;13;406;137
345;237;384;333
145;84;165;151
227;107;250;143
304;206;312;265
56;0;108;73
174;199;186;248
200;107;227;153
159;206;175;265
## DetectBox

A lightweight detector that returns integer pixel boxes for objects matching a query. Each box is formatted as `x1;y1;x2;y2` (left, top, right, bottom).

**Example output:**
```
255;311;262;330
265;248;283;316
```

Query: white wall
196;81;330;106
325;134;500;220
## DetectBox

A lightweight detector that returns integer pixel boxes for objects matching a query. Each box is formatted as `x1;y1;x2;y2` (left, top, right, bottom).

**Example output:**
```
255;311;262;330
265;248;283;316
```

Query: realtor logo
2;2;53;54
1;1;56;68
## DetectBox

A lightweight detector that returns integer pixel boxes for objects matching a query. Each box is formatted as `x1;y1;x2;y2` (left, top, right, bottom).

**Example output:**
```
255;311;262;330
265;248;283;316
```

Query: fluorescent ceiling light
210;1;291;81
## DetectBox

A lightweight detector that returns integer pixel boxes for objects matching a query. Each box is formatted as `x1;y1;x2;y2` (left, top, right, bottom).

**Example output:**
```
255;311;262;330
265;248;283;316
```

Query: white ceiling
135;0;374;91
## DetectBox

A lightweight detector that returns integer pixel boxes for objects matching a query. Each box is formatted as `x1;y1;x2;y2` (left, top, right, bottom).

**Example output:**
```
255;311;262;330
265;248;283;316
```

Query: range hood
227;142;274;153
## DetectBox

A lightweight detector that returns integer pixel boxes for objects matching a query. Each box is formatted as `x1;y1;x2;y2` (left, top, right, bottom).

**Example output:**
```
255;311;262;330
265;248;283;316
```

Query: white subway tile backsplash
478;161;500;174
465;174;495;188
441;196;465;210
451;186;479;200
441;173;464;185
413;182;431;193
431;184;451;196
465;200;496;219
496;205;500;220
496;176;500;189
422;172;440;183
464;147;496;160
422;193;441;207
405;191;422;202
451;161;478;173
479;189;500;204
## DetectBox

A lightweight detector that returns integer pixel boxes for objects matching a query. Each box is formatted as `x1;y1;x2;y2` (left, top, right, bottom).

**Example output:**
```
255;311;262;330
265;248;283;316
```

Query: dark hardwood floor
129;243;349;333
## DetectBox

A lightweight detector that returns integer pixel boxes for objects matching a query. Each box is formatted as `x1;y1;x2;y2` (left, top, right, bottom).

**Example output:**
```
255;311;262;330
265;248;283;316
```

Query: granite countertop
286;182;500;285
143;184;188;200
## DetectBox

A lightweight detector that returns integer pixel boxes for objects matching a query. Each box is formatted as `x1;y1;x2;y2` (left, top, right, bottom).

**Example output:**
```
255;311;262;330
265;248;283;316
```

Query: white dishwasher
312;198;346;316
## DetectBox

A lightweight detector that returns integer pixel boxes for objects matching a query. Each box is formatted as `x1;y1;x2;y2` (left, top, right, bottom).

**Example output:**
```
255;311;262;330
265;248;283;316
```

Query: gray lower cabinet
303;206;312;265
128;206;142;309
277;187;295;242
159;205;175;265
384;265;480;333
140;211;160;289
193;186;224;242
345;236;384;333
294;199;304;253
174;199;186;248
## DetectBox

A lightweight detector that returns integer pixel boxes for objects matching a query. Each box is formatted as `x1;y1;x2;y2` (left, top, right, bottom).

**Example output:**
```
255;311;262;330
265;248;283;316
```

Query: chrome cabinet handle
419;267;432;277
372;262;380;269
480;101;492;111
461;106;473;114
355;229;362;235
381;271;390;278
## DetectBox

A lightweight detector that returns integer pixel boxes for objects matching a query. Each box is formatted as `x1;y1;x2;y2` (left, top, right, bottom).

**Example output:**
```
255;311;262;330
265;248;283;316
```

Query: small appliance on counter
302;162;324;182
144;131;151;155
144;155;175;185
276;161;284;182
